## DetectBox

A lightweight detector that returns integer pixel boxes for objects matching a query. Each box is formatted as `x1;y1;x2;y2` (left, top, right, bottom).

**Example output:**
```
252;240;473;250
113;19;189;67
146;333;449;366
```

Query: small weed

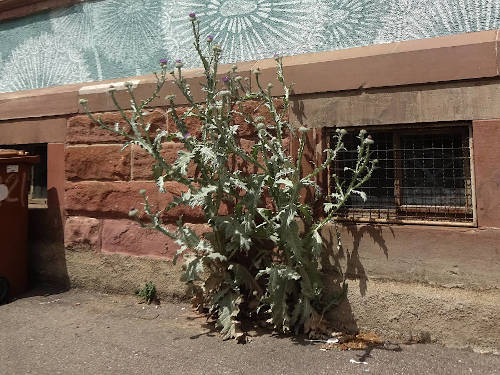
135;281;157;304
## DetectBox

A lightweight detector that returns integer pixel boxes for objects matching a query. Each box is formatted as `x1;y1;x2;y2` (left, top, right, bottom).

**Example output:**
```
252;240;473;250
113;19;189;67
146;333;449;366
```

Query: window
329;124;474;225
0;144;47;208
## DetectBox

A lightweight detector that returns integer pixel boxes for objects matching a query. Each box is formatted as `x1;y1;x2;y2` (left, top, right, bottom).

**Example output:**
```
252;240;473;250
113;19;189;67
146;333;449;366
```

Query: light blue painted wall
1;0;499;93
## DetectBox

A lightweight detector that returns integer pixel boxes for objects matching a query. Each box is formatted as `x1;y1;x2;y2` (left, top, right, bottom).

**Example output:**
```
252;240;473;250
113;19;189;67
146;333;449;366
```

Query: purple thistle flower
221;76;229;83
159;59;168;65
176;59;182;63
189;12;196;18
207;35;214;41
183;132;191;139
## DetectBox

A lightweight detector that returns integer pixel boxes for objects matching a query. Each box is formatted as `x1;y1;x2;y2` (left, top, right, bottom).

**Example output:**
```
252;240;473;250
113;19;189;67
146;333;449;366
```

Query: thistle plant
80;14;376;340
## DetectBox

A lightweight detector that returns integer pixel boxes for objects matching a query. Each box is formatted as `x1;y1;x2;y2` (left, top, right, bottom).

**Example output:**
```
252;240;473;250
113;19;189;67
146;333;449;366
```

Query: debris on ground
39;299;61;305
319;332;384;351
349;359;368;365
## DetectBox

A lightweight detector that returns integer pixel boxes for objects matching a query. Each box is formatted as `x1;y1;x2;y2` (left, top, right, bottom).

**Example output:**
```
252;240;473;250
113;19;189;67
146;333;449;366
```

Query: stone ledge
1;30;499;120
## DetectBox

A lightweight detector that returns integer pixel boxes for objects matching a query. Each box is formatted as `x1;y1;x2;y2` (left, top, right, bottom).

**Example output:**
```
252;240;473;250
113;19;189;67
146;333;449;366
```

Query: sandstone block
101;220;211;258
66;145;131;181
67;110;166;144
64;216;101;251
167;107;202;140
232;100;285;138
65;181;164;217
64;181;206;222
101;219;177;258
132;142;198;180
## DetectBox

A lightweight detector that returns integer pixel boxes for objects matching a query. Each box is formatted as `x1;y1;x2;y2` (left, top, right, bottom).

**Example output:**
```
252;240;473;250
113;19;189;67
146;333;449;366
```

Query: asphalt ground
0;288;498;375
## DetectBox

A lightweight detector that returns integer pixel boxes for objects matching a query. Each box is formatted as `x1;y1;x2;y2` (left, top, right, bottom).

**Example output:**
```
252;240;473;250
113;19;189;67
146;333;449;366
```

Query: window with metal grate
329;124;474;225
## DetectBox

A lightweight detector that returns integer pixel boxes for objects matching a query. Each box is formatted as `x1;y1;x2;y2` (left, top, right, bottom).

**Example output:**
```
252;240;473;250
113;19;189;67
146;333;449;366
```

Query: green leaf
215;291;241;340
261;265;301;332
351;189;367;202
152;164;163;180
205;252;227;262
323;202;335;213
276;178;293;188
311;229;323;260
174;150;193;175
181;256;204;282
230;263;257;293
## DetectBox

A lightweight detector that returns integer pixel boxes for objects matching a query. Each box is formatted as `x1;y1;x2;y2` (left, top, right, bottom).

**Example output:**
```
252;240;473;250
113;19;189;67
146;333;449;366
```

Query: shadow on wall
28;186;69;290
322;223;391;332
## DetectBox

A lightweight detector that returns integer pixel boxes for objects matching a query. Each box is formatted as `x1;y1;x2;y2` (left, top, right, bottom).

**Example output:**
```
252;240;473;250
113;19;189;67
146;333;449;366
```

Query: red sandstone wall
63;101;284;259
64;109;196;258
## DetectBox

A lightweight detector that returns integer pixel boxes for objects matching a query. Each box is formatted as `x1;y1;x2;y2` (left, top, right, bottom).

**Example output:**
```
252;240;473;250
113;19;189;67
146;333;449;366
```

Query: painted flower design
427;0;500;36
374;0;500;45
374;0;449;43
0;32;90;93
50;2;103;80
313;0;389;50
92;0;163;75
162;0;319;67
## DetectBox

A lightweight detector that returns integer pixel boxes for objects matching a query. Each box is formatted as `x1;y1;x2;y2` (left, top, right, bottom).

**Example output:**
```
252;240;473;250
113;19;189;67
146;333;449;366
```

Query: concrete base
65;251;188;301
43;248;499;354
330;279;500;354
29;233;500;354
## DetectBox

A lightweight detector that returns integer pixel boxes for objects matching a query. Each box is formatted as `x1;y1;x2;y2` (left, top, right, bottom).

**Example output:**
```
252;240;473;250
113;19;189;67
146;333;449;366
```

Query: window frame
326;122;477;227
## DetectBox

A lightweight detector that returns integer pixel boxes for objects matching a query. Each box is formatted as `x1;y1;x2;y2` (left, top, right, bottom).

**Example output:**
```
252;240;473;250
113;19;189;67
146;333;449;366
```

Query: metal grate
329;125;474;224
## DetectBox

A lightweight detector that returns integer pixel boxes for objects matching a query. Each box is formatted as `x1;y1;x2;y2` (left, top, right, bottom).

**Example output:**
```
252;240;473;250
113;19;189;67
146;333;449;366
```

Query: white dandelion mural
427;0;500;36
1;0;500;93
313;0;389;51
0;32;90;93
92;0;163;76
374;0;438;44
162;0;320;67
50;2;103;80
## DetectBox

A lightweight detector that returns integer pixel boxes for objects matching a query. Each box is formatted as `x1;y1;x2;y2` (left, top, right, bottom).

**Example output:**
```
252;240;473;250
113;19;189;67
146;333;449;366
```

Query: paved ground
0;287;498;375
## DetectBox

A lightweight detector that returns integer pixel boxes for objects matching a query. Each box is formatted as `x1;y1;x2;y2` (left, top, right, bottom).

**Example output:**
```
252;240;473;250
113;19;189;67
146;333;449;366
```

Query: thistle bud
165;94;176;101
124;81;133;88
298;126;308;133
364;137;374;145
78;98;88;105
252;68;261;76
267;83;273;90
139;189;147;195
254;116;265;123
232;64;238;72
256;122;265;130
359;129;367;136
128;208;139;217
336;128;348;135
